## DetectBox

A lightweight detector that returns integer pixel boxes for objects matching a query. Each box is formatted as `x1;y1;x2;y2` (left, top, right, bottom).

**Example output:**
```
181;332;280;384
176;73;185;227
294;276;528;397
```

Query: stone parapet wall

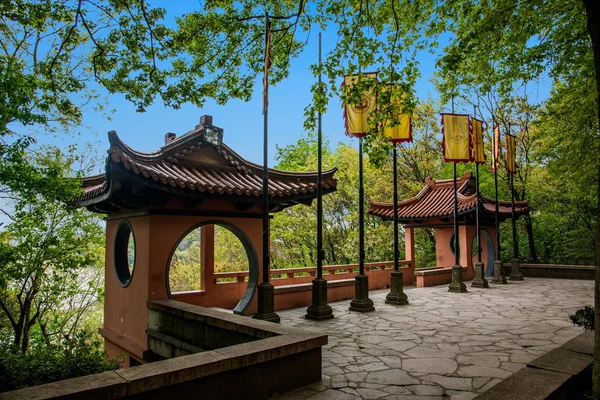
503;263;594;280
474;331;593;400
0;301;327;400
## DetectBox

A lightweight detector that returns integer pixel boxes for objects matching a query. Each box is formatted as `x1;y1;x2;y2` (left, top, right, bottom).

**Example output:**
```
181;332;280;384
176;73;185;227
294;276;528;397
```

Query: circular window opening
114;221;135;287
450;233;479;257
168;224;250;294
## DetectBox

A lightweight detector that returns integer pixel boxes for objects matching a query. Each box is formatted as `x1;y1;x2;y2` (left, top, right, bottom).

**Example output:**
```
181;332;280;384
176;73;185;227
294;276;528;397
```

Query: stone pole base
385;271;409;305
349;274;375;312
252;283;281;323
305;278;334;320
471;262;489;288
491;260;507;284
448;265;468;293
508;258;524;281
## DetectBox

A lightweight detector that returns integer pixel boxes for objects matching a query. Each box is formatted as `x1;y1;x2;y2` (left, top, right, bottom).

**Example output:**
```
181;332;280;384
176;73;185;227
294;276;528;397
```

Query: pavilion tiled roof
368;172;529;222
74;117;337;212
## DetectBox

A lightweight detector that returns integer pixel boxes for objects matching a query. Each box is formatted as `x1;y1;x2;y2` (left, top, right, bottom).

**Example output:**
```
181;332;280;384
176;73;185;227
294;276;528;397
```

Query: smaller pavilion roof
368;172;529;223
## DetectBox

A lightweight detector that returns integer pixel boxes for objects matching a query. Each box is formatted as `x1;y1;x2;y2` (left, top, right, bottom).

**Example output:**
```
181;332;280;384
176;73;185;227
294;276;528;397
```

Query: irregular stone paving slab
274;278;592;399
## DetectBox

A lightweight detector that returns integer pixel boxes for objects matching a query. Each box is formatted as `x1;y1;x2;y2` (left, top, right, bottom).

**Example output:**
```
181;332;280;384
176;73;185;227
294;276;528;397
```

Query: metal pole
511;173;518;259
493;118;501;259
317;32;323;279
393;143;399;272
453;162;459;265
451;96;459;266
359;136;365;275
262;16;270;284
474;105;482;263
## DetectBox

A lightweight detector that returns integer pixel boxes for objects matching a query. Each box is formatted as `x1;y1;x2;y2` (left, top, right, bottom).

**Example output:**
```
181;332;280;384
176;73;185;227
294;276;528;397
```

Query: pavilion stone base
350;274;375;312
509;258;524;281
471;262;490;288
492;260;508;284
252;283;281;323
448;265;468;293
385;270;409;305
305;278;334;320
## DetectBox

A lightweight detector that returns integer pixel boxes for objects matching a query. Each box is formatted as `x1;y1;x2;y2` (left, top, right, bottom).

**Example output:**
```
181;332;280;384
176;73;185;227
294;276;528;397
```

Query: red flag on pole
491;124;502;172
262;25;272;115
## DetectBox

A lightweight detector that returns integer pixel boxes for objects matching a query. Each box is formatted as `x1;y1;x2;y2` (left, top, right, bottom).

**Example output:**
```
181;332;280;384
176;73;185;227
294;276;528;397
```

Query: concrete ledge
0;370;128;400
504;263;594;280
474;331;593;400
1;301;327;400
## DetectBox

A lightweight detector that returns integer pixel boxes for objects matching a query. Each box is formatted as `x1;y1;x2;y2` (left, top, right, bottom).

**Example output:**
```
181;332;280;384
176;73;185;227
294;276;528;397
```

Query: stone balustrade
213;260;409;284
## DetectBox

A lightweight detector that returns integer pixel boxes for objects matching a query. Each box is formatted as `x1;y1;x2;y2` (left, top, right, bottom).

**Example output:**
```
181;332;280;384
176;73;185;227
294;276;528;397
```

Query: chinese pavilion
72;115;337;364
369;172;529;280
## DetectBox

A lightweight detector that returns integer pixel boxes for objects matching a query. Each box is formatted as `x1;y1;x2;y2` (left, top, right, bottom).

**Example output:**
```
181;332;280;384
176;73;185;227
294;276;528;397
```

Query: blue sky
40;2;550;174
57;2;444;174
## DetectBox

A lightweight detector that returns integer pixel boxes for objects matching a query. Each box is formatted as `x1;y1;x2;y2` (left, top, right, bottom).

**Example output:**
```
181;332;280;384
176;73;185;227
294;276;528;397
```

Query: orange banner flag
506;133;517;174
491;124;502;171
441;113;472;162
342;73;378;137
383;85;412;143
471;118;486;164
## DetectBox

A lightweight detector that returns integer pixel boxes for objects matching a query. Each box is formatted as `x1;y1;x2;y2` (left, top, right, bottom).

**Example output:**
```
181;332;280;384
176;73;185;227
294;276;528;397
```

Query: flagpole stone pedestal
471;262;489;288
252;283;281;323
448;265;468;293
385;271;409;305
492;260;508;284
509;258;524;281
350;274;375;312
305;278;334;320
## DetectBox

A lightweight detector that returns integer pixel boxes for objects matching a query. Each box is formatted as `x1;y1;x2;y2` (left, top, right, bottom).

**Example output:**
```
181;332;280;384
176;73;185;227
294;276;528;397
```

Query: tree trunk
581;0;600;398
523;214;538;263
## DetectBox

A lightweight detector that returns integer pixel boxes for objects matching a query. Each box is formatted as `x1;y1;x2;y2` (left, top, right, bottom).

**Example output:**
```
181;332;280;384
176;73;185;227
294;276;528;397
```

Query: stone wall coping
414;266;467;276
148;299;296;337
506;263;594;271
474;331;593;400
1;302;327;400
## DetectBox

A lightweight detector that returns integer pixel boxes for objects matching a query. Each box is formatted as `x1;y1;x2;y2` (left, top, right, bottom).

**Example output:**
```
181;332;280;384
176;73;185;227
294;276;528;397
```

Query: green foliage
0;148;104;354
570;306;595;331
169;226;249;291
0;330;120;392
271;101;441;270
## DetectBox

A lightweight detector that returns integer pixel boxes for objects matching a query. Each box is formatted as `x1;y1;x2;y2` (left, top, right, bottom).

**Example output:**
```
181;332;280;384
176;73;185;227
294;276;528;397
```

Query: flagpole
385;141;408;305
511;173;518;259
306;32;334;320
491;117;507;284
508;129;524;281
350;135;374;312
449;95;467;293
253;14;280;323
471;104;488;288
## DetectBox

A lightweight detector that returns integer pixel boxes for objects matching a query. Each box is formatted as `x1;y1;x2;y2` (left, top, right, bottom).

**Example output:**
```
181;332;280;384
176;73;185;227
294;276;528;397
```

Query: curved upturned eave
107;130;337;181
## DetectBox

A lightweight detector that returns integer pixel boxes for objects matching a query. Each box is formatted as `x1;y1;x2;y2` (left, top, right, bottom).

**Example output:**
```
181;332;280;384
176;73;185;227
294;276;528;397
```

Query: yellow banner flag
383;85;412;143
471;118;486;164
506;133;517;174
491;125;501;171
342;73;377;137
441;113;471;162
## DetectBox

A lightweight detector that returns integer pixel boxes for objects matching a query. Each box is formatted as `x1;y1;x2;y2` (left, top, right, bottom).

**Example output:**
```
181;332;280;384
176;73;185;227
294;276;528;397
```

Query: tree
0;148;104;354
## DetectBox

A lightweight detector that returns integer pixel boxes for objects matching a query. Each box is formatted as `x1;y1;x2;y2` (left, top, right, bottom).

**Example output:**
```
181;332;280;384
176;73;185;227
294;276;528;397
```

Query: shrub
569;306;595;331
0;331;121;392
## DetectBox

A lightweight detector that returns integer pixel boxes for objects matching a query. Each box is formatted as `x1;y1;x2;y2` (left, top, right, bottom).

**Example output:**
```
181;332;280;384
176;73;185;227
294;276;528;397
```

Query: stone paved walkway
276;278;593;400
